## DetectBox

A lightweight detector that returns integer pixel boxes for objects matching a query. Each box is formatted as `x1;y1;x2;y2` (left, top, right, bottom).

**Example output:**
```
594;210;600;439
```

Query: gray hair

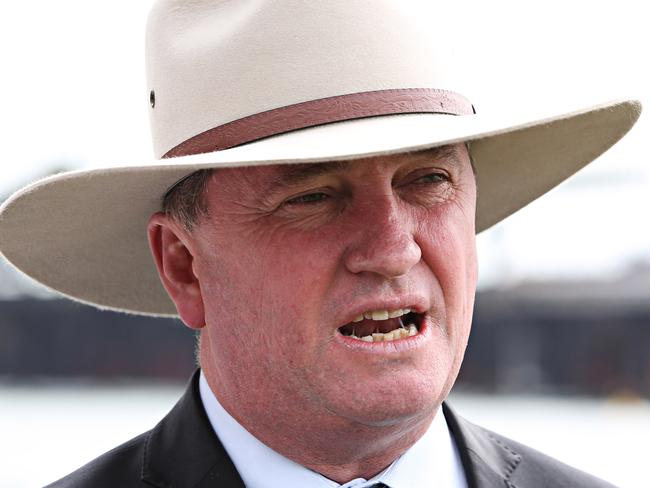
162;169;214;230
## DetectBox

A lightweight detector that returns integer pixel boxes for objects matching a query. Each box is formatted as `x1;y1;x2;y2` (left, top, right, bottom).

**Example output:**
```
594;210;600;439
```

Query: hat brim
0;99;641;316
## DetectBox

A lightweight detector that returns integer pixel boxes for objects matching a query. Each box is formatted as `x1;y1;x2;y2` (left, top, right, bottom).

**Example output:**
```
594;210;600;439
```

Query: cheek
250;230;350;367
417;204;477;325
419;210;475;275
202;227;342;343
258;223;346;289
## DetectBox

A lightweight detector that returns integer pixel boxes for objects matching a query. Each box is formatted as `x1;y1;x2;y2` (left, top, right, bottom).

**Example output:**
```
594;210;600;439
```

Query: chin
325;375;446;427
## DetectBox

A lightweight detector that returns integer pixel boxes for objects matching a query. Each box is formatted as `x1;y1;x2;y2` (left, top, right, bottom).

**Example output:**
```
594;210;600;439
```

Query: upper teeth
352;308;411;322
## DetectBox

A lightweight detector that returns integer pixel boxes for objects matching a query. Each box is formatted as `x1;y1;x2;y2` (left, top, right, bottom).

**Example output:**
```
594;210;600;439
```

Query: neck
294;417;435;483
203;363;437;483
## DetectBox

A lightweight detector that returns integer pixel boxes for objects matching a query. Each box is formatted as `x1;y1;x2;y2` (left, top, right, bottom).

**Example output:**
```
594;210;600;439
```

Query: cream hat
0;0;641;316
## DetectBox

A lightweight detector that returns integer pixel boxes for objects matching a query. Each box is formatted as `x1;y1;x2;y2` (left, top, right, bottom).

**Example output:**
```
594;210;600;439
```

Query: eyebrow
265;160;351;196
428;144;459;161
405;144;460;163
264;144;462;196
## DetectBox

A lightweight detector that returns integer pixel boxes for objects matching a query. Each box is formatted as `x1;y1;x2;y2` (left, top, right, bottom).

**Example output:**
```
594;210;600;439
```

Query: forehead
215;143;469;191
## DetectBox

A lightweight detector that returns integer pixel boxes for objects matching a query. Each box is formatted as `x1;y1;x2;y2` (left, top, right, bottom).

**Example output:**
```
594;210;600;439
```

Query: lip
334;313;430;353
338;295;430;328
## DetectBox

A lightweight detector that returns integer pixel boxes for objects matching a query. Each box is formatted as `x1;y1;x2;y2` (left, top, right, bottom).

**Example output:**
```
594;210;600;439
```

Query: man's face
190;144;477;430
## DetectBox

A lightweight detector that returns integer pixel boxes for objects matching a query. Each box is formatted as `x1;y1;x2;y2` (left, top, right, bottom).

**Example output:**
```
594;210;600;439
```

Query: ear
147;212;205;329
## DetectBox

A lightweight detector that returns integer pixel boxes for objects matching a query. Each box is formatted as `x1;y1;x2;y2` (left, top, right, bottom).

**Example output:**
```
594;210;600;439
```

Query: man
0;1;641;487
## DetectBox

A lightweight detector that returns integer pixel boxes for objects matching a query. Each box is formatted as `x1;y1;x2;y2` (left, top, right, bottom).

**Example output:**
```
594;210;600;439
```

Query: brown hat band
163;88;475;158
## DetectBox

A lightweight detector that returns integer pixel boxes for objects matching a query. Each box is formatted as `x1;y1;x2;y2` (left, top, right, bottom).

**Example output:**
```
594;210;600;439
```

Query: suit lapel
141;370;246;488
443;403;522;488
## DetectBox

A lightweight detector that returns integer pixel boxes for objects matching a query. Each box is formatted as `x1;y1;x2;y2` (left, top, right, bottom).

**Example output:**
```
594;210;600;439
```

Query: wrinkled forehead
213;143;471;187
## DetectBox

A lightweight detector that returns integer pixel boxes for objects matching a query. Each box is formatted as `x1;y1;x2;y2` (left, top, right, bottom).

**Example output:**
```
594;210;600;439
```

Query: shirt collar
199;371;467;488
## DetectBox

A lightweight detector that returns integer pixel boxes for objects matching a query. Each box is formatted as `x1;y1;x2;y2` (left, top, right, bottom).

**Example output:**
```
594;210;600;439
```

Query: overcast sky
0;1;648;291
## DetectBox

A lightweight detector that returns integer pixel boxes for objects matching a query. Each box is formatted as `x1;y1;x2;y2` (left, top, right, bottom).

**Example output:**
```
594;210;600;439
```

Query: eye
283;191;330;206
396;169;452;205
408;171;449;186
403;169;450;187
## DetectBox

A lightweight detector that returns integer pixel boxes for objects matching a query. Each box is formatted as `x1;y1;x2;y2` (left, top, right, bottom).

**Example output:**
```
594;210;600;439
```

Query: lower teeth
348;324;418;342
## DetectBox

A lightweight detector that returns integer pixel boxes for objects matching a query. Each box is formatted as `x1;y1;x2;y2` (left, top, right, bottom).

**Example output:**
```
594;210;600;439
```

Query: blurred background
1;1;648;487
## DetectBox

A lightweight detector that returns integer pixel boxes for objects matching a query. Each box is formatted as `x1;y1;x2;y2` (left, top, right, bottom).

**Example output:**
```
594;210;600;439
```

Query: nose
343;196;421;279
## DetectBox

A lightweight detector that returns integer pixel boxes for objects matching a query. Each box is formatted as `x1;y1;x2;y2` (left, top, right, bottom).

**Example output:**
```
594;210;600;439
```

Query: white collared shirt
199;371;467;488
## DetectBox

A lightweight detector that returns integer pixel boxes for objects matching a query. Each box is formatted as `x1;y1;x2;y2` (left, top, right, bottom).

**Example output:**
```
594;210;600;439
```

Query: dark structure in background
1;271;649;398
0;299;195;380
459;275;650;398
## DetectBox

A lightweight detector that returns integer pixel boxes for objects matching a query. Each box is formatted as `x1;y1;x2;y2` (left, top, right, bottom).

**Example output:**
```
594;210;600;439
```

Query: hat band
163;88;475;158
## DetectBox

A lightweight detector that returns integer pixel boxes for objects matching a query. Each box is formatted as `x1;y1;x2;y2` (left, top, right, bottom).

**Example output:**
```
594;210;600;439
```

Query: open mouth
338;308;424;342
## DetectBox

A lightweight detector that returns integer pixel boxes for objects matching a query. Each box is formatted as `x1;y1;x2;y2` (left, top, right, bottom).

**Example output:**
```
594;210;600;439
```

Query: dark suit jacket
47;371;616;487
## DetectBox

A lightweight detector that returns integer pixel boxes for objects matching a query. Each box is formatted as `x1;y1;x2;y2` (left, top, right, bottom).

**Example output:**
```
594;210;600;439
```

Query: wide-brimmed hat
0;0;641;316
